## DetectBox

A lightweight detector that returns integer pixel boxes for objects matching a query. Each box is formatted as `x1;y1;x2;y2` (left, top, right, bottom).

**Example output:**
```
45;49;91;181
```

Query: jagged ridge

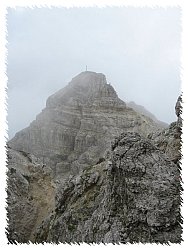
35;132;182;243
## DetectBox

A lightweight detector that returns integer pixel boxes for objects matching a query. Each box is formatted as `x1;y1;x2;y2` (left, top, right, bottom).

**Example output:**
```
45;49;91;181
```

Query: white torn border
0;0;188;249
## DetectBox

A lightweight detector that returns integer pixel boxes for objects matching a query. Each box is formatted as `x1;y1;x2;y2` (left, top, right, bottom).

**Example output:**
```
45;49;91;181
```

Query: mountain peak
69;71;108;89
9;71;162;175
46;71;118;108
72;71;106;80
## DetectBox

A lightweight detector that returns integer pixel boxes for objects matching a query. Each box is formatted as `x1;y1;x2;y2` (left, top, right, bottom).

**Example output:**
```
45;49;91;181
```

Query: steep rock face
6;148;55;243
8;71;162;178
35;132;182;244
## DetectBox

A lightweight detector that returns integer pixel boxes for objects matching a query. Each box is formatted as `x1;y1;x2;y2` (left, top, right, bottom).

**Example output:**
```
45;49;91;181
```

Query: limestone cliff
8;71;163;179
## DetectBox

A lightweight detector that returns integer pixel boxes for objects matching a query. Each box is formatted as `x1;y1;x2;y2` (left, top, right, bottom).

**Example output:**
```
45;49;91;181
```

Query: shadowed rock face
35;132;182;244
8;71;162;178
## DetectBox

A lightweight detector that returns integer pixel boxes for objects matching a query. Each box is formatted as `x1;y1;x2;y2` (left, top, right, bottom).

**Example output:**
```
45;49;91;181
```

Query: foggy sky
7;7;181;139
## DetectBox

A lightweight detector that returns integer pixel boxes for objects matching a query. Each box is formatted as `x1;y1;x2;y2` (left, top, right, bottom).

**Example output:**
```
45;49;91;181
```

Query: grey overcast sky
7;7;181;139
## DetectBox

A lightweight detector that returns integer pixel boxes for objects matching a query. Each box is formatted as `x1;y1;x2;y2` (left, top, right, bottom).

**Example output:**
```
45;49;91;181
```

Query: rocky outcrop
149;95;182;165
6;147;55;243
35;132;182;244
175;95;182;118
8;71;163;179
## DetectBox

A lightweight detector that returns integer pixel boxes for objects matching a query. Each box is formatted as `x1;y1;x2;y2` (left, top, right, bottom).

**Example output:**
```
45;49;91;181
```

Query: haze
7;7;181;139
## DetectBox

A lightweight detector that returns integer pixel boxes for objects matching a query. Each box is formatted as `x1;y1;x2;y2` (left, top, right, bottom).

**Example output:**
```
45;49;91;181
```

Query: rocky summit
6;71;182;244
8;71;162;179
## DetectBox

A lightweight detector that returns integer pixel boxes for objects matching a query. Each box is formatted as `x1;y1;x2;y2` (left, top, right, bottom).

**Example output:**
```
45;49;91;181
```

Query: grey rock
175;95;182;118
35;132;182;244
6;148;55;243
6;73;182;244
8;71;162;178
149;96;182;164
